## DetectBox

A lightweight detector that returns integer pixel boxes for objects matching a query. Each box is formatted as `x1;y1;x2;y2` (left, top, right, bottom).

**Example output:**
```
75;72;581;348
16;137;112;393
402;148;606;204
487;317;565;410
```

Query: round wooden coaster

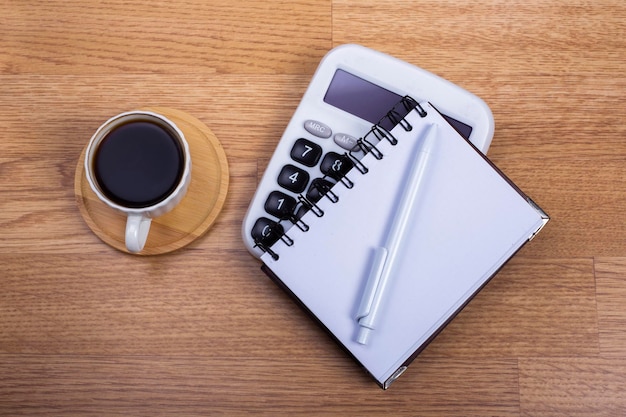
75;107;229;255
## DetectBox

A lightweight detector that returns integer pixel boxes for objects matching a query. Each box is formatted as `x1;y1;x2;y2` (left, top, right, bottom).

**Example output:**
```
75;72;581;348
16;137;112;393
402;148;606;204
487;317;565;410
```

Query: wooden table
2;1;625;415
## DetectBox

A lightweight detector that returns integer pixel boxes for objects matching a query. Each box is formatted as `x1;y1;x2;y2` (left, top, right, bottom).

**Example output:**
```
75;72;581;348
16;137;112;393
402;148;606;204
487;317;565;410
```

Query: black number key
320;152;355;188
290;138;322;167
278;164;310;193
264;191;297;220
250;217;285;247
320;152;354;180
306;178;338;203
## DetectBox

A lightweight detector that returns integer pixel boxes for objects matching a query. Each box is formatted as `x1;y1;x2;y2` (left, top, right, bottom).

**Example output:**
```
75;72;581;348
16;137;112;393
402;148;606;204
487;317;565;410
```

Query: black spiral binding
290;213;310;232
371;124;398;146
254;220;294;261
354;136;383;160
310;179;339;203
346;151;368;174
387;107;413;132
299;194;323;216
254;96;426;259
348;96;425;161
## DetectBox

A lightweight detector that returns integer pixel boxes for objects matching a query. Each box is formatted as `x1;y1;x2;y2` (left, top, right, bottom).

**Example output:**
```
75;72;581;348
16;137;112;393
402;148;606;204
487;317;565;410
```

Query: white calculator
242;44;494;258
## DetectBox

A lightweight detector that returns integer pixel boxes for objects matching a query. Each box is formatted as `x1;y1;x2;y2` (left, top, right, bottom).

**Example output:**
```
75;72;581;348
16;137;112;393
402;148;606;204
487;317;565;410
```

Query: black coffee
94;121;184;208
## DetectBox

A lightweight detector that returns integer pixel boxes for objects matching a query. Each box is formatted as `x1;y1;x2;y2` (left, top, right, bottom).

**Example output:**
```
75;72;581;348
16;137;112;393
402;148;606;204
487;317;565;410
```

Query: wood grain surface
1;0;625;415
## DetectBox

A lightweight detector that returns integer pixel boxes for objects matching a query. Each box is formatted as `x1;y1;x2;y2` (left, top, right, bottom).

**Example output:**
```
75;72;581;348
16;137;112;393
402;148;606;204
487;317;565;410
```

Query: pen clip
356;246;388;321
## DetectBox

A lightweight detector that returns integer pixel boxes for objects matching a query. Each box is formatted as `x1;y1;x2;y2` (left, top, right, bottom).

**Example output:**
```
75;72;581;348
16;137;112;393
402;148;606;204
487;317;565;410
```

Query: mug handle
125;214;152;253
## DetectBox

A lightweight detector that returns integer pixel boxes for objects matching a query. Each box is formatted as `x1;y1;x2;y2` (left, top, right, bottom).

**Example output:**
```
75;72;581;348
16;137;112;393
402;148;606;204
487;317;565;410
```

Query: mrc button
304;120;332;138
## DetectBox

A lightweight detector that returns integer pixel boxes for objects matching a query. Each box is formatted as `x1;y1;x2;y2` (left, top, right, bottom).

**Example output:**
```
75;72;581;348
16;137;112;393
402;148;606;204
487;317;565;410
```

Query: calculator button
264;191;297;219
277;164;310;193
294;204;309;221
290;138;322;167
334;133;358;151
320;152;354;180
304;120;332;138
306;178;336;203
251;217;284;247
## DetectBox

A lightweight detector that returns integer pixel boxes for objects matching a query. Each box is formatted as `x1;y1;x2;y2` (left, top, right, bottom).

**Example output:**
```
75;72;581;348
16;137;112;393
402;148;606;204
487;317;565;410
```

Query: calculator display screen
323;69;473;139
324;69;401;125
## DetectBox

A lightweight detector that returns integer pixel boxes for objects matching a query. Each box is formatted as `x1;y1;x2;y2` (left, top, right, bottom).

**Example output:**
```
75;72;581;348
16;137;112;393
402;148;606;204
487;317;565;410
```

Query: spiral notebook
259;99;549;389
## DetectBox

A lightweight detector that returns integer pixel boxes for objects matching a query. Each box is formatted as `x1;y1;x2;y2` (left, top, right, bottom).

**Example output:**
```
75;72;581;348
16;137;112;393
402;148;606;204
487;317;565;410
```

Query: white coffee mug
85;111;192;253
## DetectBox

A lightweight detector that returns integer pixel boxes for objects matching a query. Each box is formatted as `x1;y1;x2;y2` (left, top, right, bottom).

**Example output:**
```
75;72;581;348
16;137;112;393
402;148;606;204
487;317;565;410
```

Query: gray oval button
334;133;358;150
304;120;332;138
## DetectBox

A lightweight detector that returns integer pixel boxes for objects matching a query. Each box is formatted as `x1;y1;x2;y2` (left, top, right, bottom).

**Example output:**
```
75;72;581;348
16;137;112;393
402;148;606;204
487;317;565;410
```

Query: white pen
356;124;437;345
